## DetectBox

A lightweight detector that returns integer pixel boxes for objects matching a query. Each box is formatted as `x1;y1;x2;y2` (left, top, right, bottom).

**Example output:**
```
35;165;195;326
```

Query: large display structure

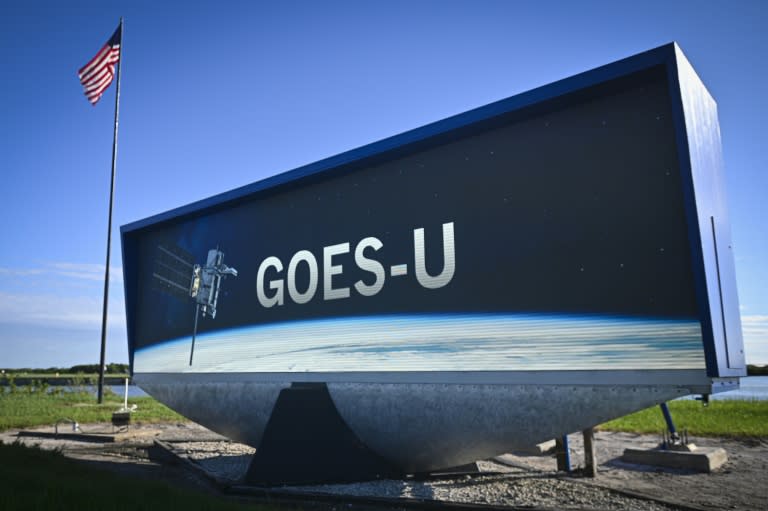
121;43;744;483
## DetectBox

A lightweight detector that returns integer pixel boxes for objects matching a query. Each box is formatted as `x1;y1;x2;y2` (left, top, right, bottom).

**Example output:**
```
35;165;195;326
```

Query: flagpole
97;17;123;404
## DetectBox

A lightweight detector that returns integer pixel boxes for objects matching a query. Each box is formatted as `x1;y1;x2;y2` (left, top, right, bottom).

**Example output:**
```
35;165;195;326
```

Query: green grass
0;442;279;511
0;387;185;431
600;399;768;438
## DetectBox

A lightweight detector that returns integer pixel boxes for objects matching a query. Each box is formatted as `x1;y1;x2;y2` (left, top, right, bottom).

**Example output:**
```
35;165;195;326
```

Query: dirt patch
502;431;768;511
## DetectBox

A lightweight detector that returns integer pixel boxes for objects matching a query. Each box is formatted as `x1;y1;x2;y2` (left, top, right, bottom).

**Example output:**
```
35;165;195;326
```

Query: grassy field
599;399;768;438
0;386;184;431
0;386;284;510
0;441;278;511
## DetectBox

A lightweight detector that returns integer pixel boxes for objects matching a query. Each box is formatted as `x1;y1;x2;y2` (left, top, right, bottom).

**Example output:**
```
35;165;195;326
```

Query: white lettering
255;222;455;308
354;237;385;297
256;256;284;307
323;242;350;300
414;222;455;289
287;250;318;304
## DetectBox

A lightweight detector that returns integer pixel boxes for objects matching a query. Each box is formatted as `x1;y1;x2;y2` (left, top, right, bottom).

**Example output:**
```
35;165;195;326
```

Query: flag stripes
78;25;121;106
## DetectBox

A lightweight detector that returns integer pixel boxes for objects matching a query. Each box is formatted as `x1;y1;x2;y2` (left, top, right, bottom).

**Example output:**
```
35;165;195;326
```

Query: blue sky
0;0;766;367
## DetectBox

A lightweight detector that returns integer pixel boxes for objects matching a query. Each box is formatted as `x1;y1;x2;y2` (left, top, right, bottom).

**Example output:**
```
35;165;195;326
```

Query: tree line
0;363;129;375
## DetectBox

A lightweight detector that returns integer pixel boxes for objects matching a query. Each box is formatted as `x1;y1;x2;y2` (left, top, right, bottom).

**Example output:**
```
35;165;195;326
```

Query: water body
705;376;768;401
95;385;148;398
38;385;149;398
0;384;148;398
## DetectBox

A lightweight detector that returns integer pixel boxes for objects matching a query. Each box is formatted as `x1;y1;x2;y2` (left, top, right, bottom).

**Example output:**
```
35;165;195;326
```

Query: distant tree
0;363;129;375
69;364;100;374
106;363;129;374
66;363;129;374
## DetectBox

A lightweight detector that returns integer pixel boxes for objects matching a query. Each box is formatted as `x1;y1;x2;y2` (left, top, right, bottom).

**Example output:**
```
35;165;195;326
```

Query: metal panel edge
667;44;745;377
121;229;138;375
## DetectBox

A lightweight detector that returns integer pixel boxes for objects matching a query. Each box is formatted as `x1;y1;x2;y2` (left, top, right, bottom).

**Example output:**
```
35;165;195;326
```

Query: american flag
78;24;121;106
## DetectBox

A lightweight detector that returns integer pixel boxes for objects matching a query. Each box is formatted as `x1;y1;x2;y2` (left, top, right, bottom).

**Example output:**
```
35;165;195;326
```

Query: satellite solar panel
152;244;194;300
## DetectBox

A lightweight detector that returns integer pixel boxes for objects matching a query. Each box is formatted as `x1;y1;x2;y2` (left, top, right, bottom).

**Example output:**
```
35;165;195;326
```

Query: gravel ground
3;422;765;511
280;469;681;511
168;441;678;510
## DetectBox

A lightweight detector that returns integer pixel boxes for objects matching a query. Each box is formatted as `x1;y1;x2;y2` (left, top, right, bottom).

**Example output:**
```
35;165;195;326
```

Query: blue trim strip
121;230;138;374
664;50;714;375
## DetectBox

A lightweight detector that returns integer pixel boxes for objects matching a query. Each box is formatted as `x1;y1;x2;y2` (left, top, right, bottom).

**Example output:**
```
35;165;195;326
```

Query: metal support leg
659;402;677;435
583;427;597;477
555;435;571;472
659;402;680;448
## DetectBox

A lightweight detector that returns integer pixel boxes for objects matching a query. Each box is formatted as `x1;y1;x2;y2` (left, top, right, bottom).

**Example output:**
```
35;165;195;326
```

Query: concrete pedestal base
622;446;727;472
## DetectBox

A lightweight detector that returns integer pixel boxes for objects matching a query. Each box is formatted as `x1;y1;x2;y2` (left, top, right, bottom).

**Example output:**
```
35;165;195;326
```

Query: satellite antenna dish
152;244;238;365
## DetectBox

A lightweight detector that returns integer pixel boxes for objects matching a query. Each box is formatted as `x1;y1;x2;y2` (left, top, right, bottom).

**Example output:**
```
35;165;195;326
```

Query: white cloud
0;261;129;365
0;323;128;367
741;314;768;365
0;290;125;330
47;262;123;283
0;268;44;277
0;262;125;330
741;315;768;324
0;262;122;283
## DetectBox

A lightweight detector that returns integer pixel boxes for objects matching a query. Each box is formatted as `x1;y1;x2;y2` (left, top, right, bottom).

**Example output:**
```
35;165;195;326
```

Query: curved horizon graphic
133;312;705;373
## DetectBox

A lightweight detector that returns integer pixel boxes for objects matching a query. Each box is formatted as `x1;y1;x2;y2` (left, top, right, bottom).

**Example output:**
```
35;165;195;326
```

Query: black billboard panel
122;44;744;380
